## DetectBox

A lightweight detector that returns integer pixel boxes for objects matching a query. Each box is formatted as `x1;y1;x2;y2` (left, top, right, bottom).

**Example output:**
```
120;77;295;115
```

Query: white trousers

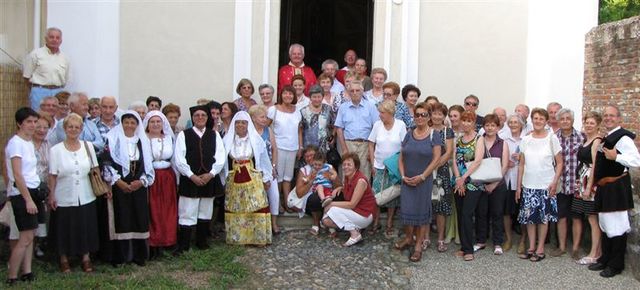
178;196;214;226
266;178;280;215
324;207;373;231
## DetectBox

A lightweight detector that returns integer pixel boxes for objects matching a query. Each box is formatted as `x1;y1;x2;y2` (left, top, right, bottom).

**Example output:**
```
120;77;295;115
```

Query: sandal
493;246;504;255
309;225;319;236
384;226;395;238
472;244;486;252
519;250;534;260
368;224;381;235
437;240;448;253
82;260;94;273
343;234;363;247
422;240;431;251
463;254;474;261
410;249;423;262
328;228;337;238
394;239;413;251
576;256;598;265
60;260;71;273
530;253;546;262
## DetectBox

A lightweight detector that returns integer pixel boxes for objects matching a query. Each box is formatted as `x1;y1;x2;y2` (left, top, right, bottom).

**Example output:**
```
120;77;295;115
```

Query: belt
596;172;627;187
346;139;368;143
32;84;63;89
234;159;252;164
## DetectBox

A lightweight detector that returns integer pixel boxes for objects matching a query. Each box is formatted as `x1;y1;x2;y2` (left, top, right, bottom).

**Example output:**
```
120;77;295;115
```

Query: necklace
152;137;165;161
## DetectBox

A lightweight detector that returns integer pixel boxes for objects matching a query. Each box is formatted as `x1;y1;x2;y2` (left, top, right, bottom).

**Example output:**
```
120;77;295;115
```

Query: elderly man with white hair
94;96;120;139
277;43;317;95
48;92;105;152
23;27;69;109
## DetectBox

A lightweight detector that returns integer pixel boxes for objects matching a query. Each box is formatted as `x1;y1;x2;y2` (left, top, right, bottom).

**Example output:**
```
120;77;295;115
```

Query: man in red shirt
277;43;317;96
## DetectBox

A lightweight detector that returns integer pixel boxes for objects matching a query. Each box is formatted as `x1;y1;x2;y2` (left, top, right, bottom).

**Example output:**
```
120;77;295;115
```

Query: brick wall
583;16;640;149
0;64;29;191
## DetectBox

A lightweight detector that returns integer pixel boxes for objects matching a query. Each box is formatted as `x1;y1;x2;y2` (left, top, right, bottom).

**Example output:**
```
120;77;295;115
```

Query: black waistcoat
594;128;636;212
178;128;223;198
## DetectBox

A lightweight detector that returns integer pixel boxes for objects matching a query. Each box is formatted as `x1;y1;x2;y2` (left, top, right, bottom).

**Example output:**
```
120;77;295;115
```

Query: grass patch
0;241;247;289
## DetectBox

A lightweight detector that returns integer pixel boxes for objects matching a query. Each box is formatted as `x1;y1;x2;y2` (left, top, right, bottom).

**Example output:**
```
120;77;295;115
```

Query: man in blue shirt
48;92;105;152
335;80;379;180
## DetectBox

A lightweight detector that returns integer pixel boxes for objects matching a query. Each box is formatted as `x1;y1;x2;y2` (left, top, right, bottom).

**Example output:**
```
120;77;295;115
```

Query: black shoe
5;278;18;286
133;260;146;267
20;273;34;282
588;262;606;271
600;268;621;278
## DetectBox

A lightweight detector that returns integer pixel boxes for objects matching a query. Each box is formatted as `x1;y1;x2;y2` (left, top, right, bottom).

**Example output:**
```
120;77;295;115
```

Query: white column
400;0;420;85
233;0;253;99
261;0;271;84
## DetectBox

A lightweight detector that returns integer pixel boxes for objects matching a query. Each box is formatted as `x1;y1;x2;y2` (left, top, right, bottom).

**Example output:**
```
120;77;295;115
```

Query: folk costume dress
142;111;178;248
174;105;226;252
222;112;273;245
104;111;155;265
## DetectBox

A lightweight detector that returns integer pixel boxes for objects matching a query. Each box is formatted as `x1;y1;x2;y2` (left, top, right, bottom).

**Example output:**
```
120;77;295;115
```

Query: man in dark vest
173;105;226;254
588;105;640;278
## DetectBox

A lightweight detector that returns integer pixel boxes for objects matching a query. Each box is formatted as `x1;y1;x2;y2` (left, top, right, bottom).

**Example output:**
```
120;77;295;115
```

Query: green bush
599;0;640;24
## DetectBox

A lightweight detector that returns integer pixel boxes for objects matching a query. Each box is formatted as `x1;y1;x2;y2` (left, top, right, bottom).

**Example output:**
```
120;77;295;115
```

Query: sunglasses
465;102;478;107
415;112;429;118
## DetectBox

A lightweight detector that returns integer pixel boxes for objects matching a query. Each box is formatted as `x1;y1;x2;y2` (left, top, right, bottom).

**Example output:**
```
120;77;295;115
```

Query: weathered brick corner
583;15;640;281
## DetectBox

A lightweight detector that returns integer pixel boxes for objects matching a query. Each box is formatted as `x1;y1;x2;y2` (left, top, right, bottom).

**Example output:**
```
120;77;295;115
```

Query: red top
277;64;317;96
342;170;376;217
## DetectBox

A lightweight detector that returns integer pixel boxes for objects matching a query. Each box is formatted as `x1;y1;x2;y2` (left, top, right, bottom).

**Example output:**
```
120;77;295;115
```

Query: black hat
189;105;213;129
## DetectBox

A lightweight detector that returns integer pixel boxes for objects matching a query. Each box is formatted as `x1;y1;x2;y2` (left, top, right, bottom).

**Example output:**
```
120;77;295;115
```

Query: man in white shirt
23;27;70;110
588;105;640;278
173;105;226;254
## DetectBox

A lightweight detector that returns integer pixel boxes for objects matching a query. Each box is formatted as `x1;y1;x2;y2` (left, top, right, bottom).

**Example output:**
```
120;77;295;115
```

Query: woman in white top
367;100;407;236
516;108;563;262
48;113;99;273
292;75;310;111
503;114;525;253
267;85;302;212
5;108;41;285
143;111;177;259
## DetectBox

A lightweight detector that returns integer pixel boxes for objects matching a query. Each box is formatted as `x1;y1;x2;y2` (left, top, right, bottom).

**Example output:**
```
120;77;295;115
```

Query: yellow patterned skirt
225;160;272;245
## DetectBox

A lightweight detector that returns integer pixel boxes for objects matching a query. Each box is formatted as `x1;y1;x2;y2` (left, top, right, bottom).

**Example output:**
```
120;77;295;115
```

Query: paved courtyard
238;227;640;289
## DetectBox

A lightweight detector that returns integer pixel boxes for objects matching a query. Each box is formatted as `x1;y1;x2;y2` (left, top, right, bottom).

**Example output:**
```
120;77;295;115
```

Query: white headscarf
222;111;272;182
105;110;155;181
142;110;175;141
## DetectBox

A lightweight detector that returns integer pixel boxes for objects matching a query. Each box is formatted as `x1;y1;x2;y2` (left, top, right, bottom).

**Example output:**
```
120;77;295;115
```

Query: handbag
430;129;444;201
84;141;109;197
375;184;401;206
287;188;311;212
549;134;563;194
575;164;595;201
465;136;503;183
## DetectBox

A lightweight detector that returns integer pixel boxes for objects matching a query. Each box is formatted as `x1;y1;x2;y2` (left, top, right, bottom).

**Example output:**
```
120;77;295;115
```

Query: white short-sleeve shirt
48;142;97;206
520;132;562;189
267;106;302;151
5;135;40;196
367;119;407;169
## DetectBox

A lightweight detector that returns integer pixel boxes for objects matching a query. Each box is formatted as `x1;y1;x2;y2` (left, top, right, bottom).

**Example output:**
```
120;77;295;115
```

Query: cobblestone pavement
238;226;640;289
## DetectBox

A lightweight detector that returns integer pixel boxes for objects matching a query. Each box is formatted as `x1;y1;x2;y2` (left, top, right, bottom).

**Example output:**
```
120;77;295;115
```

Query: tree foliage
599;0;640;24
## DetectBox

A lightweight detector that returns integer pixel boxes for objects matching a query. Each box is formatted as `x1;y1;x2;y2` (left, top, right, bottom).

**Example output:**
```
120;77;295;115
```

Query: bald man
94;96;120;139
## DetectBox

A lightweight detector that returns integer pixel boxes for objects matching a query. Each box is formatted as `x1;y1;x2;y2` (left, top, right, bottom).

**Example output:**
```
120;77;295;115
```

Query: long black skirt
54;201;99;256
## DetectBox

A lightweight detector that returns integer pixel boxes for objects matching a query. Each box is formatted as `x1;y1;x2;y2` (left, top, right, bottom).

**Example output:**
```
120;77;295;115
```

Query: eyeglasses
465;102;478;107
415;112;429;118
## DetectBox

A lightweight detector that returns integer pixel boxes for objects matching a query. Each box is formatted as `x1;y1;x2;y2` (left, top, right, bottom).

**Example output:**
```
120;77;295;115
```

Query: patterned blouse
234;97;257;112
455;135;484;191
300;104;334;153
394;102;415;129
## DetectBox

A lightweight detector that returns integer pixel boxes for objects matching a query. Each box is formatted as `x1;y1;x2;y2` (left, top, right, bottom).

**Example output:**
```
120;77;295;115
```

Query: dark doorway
279;0;374;75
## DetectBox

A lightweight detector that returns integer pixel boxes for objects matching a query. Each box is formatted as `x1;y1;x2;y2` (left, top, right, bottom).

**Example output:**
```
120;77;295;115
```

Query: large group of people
2;30;639;286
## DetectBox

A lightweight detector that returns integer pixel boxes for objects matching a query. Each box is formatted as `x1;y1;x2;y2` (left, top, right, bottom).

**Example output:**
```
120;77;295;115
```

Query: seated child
310;152;338;207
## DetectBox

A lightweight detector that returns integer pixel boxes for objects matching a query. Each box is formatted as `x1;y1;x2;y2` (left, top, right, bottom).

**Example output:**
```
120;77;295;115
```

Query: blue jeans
29;86;63;109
